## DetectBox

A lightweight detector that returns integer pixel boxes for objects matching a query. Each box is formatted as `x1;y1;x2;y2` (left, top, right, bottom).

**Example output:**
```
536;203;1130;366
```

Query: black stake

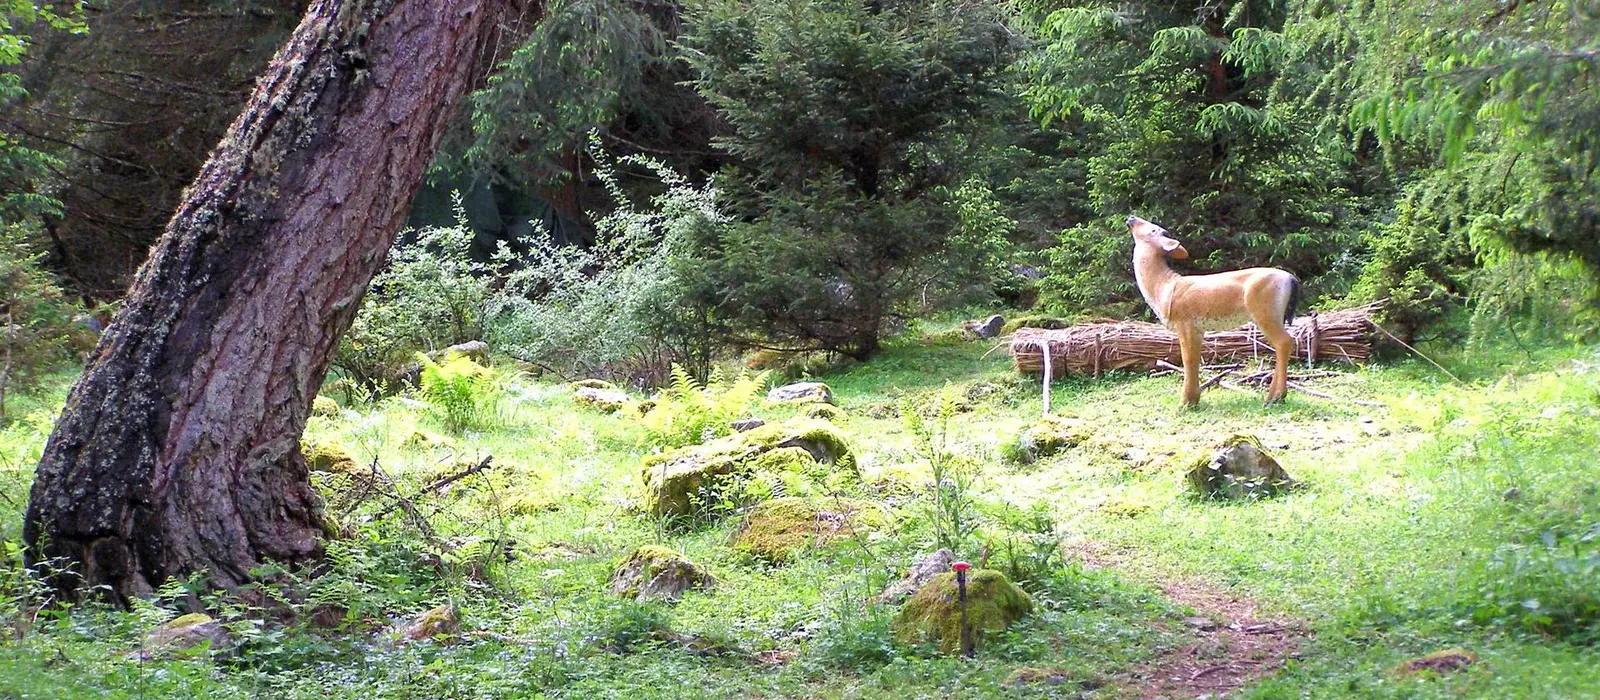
953;561;973;657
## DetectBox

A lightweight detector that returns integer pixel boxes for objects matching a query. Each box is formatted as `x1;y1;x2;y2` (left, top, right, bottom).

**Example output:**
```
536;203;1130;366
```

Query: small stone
1184;616;1218;630
874;549;955;604
731;418;766;432
439;340;489;364
1502;487;1522;501
964;314;1005;339
1122;447;1150;464
766;381;833;405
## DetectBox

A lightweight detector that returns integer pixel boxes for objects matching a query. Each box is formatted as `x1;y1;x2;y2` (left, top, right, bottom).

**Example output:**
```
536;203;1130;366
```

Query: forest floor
1;319;1598;698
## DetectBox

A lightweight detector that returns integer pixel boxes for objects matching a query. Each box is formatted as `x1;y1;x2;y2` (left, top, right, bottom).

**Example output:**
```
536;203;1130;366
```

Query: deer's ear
1159;237;1183;253
1169;245;1189;260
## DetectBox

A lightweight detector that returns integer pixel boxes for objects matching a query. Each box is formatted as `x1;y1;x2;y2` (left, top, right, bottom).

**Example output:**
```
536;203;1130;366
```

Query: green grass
1;324;1598;697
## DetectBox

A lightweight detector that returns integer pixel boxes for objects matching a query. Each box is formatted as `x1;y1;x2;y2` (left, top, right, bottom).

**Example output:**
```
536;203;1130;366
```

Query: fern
641;365;770;449
416;353;503;434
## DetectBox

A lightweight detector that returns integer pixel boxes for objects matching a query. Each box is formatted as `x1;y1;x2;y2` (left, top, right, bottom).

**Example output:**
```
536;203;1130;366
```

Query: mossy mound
1001;315;1069;335
803;403;847;421
574;386;630;413
1004;667;1072;688
311;396;341;418
766;381;834;404
609;546;717;601
136;612;232;660
732;497;886;563
1006;416;1091;464
892;569;1033;654
396;604;460;644
402;429;456;451
571;378;617;391
302;439;357;474
1186;434;1295;500
641;420;856;517
1393;648;1478;675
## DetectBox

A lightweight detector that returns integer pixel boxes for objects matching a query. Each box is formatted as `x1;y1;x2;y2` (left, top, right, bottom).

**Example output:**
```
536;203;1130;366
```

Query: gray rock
440;340;489;364
873;548;955;604
731;418;767;432
135;613;231;659
1186;435;1295;499
974;314;1005;338
610;546;716;602
766;381;833;404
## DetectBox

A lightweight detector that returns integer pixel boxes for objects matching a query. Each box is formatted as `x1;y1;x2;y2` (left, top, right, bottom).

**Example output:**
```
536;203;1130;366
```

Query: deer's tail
1284;275;1302;325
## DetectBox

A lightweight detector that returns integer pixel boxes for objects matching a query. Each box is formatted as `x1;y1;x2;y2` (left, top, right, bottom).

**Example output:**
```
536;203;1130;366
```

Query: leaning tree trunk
24;0;530;603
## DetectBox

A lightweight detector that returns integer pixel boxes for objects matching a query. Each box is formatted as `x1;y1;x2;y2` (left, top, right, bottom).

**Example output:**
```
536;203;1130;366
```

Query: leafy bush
640;365;768;450
486;147;724;385
804;594;899;673
902;392;982;554
416;353;504;434
337;197;494;395
0;226;82;421
1462;524;1600;645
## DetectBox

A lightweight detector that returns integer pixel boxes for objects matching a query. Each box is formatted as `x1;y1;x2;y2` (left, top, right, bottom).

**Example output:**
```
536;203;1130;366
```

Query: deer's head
1126;216;1188;260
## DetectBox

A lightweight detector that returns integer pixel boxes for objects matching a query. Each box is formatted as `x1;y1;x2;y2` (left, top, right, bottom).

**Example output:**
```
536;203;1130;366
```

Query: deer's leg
1177;326;1203;407
1260;322;1294;404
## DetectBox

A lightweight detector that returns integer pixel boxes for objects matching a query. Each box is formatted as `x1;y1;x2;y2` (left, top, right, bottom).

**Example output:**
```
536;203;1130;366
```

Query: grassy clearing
0;328;1597;698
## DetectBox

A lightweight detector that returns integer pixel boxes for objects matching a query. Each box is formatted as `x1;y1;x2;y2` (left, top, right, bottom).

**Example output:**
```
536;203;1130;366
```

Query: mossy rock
1393;648;1478;675
1001;315;1069;335
1186;434;1295;500
571;378;617;391
1004;667;1072;688
311;396;341;418
139;612;231;659
803;403;847;421
574;386;630;413
395;604;460;644
891;569;1033;654
302;439;357;474
641;419;857;517
609;546;717;602
402;429;456;451
732;497;886;563
1006;416;1091;464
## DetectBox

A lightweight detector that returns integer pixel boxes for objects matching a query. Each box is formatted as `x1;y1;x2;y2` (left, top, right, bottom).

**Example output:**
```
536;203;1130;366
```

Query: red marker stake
952;561;973;657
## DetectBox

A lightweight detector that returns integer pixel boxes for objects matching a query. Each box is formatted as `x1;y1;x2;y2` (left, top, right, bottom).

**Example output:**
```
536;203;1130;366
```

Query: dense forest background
4;0;1599;397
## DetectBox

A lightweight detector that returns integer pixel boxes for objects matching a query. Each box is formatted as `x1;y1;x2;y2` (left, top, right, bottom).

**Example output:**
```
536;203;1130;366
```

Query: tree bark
24;0;530;604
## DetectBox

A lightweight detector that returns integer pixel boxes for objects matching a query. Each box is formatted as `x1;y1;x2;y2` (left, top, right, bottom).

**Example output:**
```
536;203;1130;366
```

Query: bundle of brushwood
1010;302;1381;378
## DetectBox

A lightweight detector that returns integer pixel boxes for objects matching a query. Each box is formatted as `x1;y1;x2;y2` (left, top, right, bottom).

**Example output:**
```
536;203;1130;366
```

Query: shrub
336;196;494;395
416;353;504;434
0;226;81;421
1461;523;1600;645
486;147;724;385
640;365;768;450
804;594;899;673
902;392;982;554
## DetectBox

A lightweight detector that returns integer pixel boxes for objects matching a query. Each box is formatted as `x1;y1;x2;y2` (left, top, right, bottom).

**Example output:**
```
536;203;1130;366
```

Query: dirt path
1068;541;1307;699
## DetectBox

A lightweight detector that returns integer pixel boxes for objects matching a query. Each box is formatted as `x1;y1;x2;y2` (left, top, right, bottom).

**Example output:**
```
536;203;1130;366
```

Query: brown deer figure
1126;216;1301;406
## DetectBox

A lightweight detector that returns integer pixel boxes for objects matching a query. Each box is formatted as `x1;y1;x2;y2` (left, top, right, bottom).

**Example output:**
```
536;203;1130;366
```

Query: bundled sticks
1010;302;1381;378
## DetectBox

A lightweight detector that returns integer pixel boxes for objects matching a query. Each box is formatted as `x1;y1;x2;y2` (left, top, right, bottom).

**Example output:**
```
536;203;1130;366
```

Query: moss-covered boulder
641;419;856;517
311;396;341;418
137;612;231;659
1186;434;1295;500
609;546;716;601
395;604;460;644
302;438;357;474
892;569;1033;654
1006;416;1091;464
732;497;886;563
572;378;617;391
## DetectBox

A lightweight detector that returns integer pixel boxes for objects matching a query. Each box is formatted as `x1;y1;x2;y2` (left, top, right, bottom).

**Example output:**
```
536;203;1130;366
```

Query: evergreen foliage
678;0;1016;358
